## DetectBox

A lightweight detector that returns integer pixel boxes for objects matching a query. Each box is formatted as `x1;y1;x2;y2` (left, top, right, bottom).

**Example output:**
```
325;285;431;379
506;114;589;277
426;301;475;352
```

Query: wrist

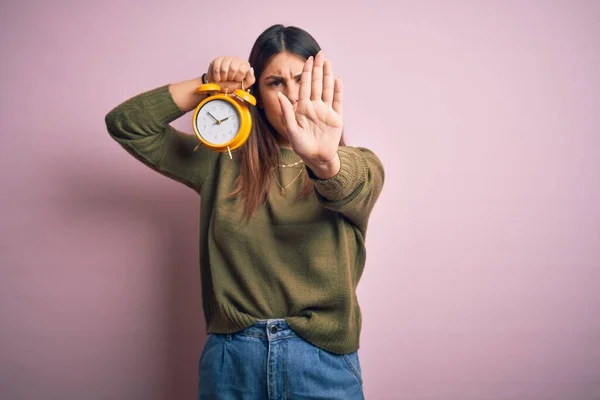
304;153;341;180
168;76;208;113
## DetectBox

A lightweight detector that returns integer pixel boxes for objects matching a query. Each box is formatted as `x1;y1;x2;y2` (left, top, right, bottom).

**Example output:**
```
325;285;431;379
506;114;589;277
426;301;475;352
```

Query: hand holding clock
193;57;256;154
206;56;256;93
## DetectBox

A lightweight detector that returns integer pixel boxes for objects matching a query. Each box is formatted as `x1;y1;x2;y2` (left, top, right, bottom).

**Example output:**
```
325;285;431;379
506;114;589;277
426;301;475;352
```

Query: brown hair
229;24;346;220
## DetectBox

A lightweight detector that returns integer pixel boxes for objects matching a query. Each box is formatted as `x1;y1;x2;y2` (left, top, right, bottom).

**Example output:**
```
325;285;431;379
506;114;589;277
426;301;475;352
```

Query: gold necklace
278;159;304;168
272;168;304;197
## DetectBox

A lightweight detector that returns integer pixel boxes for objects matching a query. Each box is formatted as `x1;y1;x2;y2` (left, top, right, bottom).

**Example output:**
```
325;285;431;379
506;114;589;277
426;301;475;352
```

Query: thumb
245;67;256;88
277;92;298;137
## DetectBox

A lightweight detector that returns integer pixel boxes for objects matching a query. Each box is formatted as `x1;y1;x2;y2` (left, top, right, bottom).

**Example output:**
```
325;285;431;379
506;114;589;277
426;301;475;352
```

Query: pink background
1;0;599;399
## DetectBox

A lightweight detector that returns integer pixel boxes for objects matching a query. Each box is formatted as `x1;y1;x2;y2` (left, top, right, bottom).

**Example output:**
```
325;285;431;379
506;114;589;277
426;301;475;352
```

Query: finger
311;50;324;101
228;58;243;81
277;91;299;137
220;57;233;82
227;58;240;81
322;58;334;106
233;60;249;82
244;67;256;88
206;60;214;82
211;57;223;82
332;77;343;117
298;56;313;102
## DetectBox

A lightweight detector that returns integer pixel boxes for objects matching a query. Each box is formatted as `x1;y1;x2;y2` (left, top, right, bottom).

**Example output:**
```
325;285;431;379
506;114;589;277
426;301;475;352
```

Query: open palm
277;51;343;164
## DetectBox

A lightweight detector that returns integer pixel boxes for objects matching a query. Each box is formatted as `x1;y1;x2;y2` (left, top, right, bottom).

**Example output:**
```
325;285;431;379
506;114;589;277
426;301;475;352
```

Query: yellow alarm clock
192;79;256;159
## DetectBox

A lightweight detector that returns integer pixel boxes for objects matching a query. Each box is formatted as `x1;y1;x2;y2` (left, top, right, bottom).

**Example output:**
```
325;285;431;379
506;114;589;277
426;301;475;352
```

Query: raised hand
277;50;343;170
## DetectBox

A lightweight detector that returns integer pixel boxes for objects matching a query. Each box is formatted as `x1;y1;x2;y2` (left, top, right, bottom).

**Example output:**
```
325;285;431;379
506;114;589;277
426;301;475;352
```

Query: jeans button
269;325;278;334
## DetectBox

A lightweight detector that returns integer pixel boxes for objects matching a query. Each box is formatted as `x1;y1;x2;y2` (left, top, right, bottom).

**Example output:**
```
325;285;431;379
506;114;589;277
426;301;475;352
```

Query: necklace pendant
280;188;287;197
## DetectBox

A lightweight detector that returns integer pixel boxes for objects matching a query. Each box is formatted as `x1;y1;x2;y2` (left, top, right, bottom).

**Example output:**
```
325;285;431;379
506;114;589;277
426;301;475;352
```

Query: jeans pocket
199;333;216;367
342;352;363;385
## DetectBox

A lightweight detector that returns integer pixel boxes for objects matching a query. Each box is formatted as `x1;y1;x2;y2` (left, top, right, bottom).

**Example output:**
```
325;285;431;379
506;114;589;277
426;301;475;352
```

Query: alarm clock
192;81;256;159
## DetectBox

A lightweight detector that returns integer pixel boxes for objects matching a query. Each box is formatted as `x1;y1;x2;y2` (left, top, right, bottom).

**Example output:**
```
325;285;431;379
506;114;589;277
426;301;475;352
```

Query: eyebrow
265;74;302;80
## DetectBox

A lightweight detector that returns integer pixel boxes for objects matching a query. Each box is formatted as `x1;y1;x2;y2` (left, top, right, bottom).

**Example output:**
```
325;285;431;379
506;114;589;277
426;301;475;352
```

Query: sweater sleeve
306;146;385;234
104;84;218;192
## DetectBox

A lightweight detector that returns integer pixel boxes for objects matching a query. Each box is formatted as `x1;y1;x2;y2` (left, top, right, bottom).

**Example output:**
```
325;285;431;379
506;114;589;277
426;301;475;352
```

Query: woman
105;24;384;399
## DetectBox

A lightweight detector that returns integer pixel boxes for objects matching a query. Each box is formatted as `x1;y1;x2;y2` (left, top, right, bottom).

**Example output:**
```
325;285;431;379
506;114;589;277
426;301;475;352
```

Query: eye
268;80;283;87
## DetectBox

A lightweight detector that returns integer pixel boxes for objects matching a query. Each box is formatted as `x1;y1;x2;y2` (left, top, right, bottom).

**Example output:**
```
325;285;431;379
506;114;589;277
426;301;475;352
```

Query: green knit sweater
104;84;385;354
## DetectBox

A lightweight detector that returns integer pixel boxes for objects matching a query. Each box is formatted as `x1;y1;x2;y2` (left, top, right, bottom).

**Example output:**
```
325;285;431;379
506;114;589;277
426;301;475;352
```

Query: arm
306;146;385;234
104;78;218;192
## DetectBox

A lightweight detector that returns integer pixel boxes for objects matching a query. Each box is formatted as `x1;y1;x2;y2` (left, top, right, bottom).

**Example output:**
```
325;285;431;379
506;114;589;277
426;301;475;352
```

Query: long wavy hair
229;24;346;220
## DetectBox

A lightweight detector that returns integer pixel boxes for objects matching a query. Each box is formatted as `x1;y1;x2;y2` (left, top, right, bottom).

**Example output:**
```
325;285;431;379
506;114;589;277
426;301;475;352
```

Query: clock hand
218;115;235;123
207;112;221;124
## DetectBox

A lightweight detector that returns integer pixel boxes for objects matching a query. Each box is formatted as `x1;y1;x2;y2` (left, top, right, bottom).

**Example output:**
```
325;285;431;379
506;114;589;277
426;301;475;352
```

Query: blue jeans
198;319;365;399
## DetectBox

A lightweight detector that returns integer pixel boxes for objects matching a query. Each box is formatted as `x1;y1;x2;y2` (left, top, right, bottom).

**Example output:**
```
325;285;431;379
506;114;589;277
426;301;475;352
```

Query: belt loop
226;334;232;342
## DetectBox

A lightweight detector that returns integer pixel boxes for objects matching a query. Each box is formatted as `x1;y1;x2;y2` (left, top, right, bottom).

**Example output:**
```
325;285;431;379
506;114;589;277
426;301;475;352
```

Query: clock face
194;99;241;145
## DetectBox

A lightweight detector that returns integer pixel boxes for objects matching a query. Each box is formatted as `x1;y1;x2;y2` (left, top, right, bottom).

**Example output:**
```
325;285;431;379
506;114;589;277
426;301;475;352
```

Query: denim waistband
233;318;298;340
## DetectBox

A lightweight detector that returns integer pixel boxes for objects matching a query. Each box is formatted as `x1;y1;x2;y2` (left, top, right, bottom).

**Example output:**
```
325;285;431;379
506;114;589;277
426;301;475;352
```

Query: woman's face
258;51;306;148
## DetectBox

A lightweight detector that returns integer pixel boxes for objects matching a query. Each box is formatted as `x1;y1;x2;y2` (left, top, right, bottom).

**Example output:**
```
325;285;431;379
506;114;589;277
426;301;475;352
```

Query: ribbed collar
279;147;303;164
